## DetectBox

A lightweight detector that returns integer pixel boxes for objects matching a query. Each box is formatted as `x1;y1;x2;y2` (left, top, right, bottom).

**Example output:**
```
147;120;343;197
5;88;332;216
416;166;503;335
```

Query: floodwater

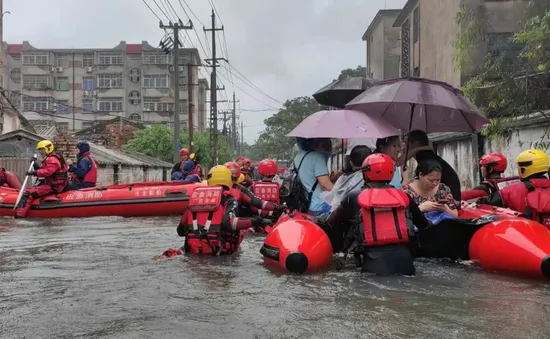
1;217;550;339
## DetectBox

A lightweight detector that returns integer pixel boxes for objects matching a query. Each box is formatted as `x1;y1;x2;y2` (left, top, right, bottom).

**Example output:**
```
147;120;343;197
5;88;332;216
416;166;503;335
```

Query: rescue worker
176;165;271;255
189;152;203;179
15;140;69;218
479;149;550;225
224;161;284;218
171;148;190;177
249;159;281;219
472;153;516;194
240;158;254;187
322;153;430;276
67;141;97;190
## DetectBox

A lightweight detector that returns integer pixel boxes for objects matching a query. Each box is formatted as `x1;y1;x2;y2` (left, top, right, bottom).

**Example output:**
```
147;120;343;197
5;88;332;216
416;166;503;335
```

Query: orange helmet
362;153;395;182
224;161;241;179
479;153;507;173
179;148;189;156
258;159;278;176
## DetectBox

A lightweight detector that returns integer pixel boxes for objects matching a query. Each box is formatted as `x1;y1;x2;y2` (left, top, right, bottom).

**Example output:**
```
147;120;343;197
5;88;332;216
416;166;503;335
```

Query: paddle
13;154;37;210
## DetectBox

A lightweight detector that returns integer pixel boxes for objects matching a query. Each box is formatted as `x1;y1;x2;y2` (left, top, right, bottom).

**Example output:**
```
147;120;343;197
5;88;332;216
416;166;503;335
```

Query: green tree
124;124;233;164
337;65;367;80
453;2;550;137
248;96;322;160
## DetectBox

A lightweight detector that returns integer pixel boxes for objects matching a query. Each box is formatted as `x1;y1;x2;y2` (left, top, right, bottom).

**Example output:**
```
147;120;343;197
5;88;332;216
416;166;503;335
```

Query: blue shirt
390;165;402;189
293;150;330;212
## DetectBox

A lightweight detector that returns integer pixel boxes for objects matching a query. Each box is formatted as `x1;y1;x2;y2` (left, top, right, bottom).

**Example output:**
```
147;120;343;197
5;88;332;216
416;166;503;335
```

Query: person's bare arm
317;175;334;191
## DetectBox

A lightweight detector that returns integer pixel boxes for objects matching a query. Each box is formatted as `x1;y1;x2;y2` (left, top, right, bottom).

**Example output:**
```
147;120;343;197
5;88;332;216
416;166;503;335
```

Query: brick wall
53;133;78;159
102;123;141;149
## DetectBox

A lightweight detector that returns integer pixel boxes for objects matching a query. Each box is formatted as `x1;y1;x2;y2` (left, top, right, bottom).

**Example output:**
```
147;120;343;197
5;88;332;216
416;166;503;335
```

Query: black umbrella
312;77;379;108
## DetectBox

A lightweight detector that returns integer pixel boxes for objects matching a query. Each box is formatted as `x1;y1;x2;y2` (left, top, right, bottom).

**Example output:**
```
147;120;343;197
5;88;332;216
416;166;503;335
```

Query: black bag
279;151;319;212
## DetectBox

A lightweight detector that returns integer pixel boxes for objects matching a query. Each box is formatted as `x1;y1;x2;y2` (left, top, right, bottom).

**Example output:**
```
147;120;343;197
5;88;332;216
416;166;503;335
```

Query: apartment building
362;9;402;80
394;0;528;87
3;40;209;132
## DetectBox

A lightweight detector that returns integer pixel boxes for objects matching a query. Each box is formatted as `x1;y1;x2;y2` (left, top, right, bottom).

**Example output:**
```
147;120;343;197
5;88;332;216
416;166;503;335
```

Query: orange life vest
184;186;240;255
251;181;280;203
357;187;410;247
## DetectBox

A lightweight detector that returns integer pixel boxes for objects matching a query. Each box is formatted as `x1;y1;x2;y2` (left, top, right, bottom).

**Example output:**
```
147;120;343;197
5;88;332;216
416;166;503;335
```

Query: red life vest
184;186;241;255
71;153;98;184
357;187;410;247
523;180;550;227
43;154;69;192
251;181;280;203
482;176;521;193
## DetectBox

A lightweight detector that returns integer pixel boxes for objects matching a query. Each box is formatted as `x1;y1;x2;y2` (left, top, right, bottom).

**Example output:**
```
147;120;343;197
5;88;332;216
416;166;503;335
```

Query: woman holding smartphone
402;159;458;217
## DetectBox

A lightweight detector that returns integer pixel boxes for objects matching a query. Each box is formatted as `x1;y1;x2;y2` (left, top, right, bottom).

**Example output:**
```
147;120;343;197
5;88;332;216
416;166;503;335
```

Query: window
143;97;173;111
22;75;51;90
22;53;49;65
98;98;123;111
129;90;140;105
83;54;94;67
82;76;94;90
10;68;21;83
55;100;69;113
179;100;188;114
487;33;526;73
97;74;122;88
22;97;50;111
56;77;69;91
97;53;122;65
413;7;420;43
179;76;187;89
142;53;169;64
11;54;20;61
83;100;94;113
143;74;168;88
129;113;141;121
56;54;70;68
82;121;95;129
57;122;69;133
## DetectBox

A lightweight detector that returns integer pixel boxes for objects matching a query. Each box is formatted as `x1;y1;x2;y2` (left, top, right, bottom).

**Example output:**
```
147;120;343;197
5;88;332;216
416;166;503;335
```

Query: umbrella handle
402;104;416;182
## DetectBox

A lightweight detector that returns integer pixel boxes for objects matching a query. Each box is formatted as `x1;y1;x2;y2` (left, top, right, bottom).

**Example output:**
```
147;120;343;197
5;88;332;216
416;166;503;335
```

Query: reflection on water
1;217;549;339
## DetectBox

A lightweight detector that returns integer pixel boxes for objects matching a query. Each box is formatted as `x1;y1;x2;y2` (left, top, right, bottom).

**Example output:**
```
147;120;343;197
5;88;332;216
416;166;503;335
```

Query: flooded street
0;217;549;339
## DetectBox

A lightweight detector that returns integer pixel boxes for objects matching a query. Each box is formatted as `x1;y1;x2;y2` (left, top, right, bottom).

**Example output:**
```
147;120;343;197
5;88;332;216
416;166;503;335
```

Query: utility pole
222;110;228;135
160;19;193;163
232;92;239;154
240;119;244;154
187;63;194;153
71;50;75;131
204;9;227;166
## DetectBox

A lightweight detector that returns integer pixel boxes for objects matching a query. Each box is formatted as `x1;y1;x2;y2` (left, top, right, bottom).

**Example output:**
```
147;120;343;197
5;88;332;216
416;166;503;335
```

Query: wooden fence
0;157;34;188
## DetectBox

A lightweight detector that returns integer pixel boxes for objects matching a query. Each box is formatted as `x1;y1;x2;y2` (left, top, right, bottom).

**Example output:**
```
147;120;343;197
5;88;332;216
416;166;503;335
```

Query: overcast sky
4;0;407;143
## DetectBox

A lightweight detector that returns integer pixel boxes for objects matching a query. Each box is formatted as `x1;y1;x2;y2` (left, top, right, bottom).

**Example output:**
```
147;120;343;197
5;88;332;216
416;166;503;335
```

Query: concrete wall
366;13;401;80
382;16;401;79
366;22;386;80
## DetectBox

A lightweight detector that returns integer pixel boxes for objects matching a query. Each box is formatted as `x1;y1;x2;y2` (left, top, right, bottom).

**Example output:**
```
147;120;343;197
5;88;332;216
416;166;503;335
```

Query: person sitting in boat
176;165;271;255
479;149;550;225
171;160;201;183
0;168;23;189
67;141;97;190
224;161;284;218
15;140;69;218
239;158;254;187
471;153;509;194
323;153;430;276
402;159;459;218
322;145;371;212
248;159;281;219
189;152;203;179
405;130;461;201
373;136;404;189
170;148;190;177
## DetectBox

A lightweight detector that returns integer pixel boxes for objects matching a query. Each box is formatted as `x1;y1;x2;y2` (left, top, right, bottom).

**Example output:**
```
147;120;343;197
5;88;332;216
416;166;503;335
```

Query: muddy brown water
1;217;549;339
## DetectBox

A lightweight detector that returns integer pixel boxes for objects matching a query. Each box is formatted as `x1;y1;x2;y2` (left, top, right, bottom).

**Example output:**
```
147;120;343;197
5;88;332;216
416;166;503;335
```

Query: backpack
279;151;319;213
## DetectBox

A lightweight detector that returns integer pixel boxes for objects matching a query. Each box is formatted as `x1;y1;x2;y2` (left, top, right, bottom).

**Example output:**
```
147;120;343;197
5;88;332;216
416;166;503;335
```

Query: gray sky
3;0;406;144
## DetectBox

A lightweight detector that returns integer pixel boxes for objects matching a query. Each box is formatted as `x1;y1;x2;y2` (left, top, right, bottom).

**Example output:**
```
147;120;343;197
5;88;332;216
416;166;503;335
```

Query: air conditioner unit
169;66;175;71
83;91;90;96
92;90;98;97
179;66;185;72
85;67;93;73
50;66;56;72
56;67;63;73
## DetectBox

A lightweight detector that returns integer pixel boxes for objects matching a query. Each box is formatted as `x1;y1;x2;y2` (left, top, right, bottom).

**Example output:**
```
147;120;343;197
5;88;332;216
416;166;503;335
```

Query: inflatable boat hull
0;181;203;218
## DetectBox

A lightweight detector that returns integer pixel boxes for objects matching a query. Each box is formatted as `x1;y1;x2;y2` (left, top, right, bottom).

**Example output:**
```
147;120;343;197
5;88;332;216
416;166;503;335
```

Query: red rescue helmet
179;148;189;156
224;161;241;179
258;159;278;176
243;158;251;168
479;153;507;173
362;153;395;182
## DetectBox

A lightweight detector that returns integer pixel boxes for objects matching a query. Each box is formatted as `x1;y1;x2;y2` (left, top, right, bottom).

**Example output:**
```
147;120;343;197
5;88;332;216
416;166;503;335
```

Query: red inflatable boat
262;206;550;279
0;181;203;218
260;211;333;274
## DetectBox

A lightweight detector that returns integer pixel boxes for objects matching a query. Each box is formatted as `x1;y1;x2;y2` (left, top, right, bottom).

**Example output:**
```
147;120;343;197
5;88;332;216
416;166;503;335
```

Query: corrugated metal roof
88;143;172;168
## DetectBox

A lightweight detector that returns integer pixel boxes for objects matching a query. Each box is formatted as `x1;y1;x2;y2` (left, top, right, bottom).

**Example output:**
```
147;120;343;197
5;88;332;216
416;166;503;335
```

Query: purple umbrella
286;109;400;139
345;77;489;133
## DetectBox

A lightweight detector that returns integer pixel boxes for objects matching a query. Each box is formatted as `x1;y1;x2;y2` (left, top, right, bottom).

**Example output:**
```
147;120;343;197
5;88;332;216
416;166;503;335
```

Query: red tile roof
7;44;23;54
126;44;142;54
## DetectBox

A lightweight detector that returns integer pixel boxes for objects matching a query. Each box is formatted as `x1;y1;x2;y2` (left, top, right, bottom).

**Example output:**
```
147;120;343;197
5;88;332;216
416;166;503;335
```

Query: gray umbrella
312;77;379;108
